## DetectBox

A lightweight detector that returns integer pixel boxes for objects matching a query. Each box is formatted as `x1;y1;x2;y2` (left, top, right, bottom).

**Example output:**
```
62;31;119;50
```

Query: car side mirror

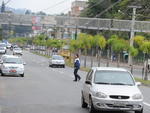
23;62;26;65
0;61;3;64
85;80;91;85
136;82;141;86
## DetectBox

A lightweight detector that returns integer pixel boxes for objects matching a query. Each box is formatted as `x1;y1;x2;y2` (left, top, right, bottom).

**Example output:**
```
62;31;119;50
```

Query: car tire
89;97;96;113
62;65;65;68
135;108;143;113
1;73;4;76
81;94;88;108
51;65;54;68
20;74;24;77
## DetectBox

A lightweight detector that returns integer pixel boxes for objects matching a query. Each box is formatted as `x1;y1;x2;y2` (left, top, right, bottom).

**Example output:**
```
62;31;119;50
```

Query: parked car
49;55;65;68
0;43;7;52
13;48;23;55
0;55;10;73
0;47;6;54
6;43;12;49
81;67;143;113
0;55;25;77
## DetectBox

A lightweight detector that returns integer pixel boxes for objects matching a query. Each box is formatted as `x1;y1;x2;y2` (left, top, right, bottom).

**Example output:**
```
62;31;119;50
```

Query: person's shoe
78;77;81;81
73;80;77;82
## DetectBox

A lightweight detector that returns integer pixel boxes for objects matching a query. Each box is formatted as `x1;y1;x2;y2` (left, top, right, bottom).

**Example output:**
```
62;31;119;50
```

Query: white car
6;43;11;49
0;55;25;77
81;67;143;113
0;47;6;54
0;43;7;52
49;55;65;68
13;48;23;55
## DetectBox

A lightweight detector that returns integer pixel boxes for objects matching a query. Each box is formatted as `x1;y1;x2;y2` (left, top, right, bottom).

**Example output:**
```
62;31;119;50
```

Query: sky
0;0;87;14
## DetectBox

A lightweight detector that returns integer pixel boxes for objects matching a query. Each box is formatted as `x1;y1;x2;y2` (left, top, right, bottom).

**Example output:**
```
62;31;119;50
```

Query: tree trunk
84;50;87;68
98;50;101;67
91;48;94;67
106;49;109;67
144;59;148;80
117;53;120;67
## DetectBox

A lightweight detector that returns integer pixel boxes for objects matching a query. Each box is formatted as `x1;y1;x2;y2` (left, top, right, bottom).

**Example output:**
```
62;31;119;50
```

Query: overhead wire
42;0;67;11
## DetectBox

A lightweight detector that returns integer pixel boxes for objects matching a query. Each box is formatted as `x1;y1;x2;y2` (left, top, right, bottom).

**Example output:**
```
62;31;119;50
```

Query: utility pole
128;6;141;66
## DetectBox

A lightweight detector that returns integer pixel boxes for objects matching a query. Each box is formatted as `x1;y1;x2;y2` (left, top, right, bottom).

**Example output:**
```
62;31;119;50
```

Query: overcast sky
0;0;87;14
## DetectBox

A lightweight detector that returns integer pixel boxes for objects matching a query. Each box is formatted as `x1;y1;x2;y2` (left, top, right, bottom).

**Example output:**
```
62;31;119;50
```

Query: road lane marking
0;106;1;113
144;102;150;107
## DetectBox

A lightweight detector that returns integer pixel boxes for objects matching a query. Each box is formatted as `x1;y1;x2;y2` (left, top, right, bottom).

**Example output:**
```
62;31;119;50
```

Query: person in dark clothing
73;54;81;82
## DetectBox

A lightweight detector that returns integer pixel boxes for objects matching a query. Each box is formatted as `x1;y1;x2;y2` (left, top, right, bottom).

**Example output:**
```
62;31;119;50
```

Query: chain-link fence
0;13;150;32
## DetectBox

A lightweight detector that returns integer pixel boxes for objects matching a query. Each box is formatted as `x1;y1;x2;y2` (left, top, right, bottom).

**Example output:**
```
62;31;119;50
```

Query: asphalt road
0;50;150;113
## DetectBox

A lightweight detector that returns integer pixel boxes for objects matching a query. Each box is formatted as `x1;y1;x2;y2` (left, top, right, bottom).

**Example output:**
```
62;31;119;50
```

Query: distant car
0;47;6;54
49;55;65;68
0;55;25;77
6;43;11;49
81;67;143;113
0;55;10;73
0;43;7;52
13;48;23;55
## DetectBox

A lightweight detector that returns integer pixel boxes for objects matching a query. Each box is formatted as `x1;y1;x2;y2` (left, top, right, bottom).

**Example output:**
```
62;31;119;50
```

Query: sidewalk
79;55;149;80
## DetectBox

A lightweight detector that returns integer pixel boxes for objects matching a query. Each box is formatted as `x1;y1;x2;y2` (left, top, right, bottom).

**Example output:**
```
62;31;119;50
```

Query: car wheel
1;73;4;76
81;94;88;108
62;65;65;68
20;74;24;77
89;97;96;113
51;65;54;68
135;108;143;113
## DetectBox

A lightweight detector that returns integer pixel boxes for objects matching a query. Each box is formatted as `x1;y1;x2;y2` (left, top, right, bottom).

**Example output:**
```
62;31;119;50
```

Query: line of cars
0;43;25;77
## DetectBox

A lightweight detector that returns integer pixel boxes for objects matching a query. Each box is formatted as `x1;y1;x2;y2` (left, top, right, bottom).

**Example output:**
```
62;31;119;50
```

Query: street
0;50;150;113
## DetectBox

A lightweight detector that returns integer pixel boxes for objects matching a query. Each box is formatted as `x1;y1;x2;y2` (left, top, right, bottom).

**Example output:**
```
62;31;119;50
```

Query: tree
94;34;106;67
140;41;150;80
129;47;139;73
0;27;2;40
108;35;129;67
78;33;91;68
1;1;5;13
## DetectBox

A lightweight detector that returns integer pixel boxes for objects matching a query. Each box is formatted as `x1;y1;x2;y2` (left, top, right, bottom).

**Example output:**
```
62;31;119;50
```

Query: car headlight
2;65;9;69
94;92;107;98
132;94;143;100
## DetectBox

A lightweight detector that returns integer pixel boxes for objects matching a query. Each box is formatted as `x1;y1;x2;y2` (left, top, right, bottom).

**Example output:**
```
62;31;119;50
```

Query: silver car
0;47;6;54
13;48;23;55
81;67;143;113
49;55;65;68
0;55;25;77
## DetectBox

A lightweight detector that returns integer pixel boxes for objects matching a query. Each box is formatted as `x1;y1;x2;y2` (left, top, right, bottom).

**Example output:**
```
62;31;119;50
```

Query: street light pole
128;6;141;66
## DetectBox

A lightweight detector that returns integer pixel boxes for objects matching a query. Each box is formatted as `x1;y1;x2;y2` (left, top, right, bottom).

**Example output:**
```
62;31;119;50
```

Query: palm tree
78;33;91;68
129;47;139;73
94;34;106;67
108;36;129;67
140;41;150;80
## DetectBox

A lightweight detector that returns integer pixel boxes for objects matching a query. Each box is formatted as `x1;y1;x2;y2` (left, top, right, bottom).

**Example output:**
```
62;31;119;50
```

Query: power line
84;0;122;26
5;0;11;5
94;0;122;18
42;0;67;11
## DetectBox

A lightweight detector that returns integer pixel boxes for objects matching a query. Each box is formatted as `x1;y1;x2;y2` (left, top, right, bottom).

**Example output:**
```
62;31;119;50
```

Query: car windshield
14;48;21;50
94;71;135;86
0;44;6;47
52;56;63;60
3;58;23;64
0;47;5;50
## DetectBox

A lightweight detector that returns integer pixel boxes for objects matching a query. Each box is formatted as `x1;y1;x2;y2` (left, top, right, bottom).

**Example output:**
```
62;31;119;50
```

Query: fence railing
0;13;150;32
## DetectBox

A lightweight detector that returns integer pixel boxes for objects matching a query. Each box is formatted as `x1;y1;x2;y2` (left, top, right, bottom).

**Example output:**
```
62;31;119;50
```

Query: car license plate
113;101;127;106
9;70;17;73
